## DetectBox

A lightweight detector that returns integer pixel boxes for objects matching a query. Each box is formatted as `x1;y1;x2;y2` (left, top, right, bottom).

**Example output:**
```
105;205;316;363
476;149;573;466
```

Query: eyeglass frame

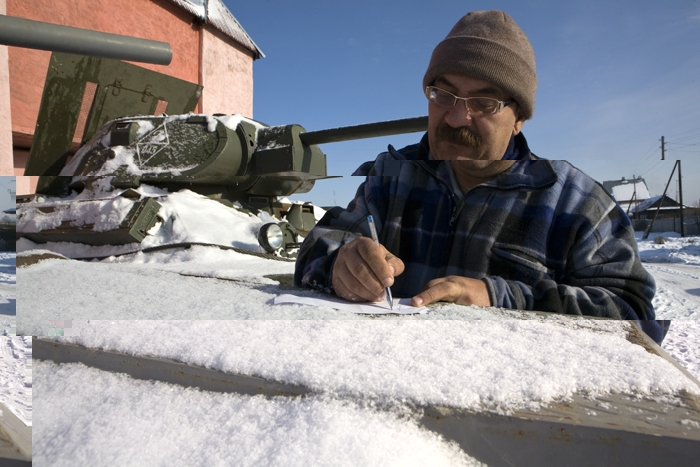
424;86;513;116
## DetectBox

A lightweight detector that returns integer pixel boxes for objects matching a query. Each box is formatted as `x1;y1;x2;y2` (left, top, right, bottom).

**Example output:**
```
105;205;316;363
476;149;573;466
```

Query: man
294;10;668;343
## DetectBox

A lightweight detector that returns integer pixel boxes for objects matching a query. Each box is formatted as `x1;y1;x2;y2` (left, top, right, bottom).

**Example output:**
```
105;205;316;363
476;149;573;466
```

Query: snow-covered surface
21;203;700;463
632;195;674;213
635;232;700;319
0;253;15;317
608;179;650;202
17;227;700;327
663;321;700;383
0;253;27;427
17;187;269;260
0;317;12;337
58;114;265;178
50;319;699;413
17;194;136;234
0;337;31;425
34;361;479;467
165;0;264;58
636;231;700;266
0;252;15;336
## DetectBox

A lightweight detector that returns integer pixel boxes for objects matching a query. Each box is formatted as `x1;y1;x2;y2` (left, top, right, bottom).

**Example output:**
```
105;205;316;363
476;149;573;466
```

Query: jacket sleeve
483;191;657;322
294;161;384;292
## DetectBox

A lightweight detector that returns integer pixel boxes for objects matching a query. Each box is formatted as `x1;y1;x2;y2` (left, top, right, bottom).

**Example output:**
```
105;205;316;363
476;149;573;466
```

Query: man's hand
332;237;404;302
412;276;491;307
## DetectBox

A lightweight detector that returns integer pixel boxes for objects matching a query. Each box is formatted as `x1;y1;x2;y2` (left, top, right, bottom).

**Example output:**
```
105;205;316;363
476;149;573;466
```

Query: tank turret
16;52;427;257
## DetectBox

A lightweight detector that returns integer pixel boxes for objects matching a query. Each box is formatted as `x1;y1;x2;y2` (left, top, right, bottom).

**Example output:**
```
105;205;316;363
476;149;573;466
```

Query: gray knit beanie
423;10;537;120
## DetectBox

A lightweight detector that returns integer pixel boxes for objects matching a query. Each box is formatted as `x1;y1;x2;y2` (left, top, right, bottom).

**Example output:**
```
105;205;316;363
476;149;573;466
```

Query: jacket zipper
449;196;466;227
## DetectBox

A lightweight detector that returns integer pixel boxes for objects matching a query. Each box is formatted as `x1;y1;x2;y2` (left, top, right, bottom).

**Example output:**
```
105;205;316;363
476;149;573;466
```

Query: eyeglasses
425;86;513;116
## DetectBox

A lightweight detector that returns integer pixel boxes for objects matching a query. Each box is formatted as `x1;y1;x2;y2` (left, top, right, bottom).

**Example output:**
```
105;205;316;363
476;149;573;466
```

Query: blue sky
226;0;700;209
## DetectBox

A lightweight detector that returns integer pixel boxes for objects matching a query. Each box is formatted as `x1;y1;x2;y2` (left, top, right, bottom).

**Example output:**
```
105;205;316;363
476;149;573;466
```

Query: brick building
0;0;263;195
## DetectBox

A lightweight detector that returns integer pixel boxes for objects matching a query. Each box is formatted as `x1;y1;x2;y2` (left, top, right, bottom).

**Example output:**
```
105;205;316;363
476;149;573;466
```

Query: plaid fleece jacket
295;133;659;333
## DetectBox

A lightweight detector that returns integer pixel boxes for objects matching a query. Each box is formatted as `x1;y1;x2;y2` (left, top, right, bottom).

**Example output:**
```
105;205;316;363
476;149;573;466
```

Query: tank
16;52;427;258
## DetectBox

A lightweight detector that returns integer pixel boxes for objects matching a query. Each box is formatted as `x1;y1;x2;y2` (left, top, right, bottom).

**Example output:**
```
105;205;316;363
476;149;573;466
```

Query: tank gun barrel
0;15;172;65
298;116;428;146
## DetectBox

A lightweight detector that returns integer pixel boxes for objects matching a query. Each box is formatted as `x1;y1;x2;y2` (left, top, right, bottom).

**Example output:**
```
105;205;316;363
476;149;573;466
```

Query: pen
367;215;393;310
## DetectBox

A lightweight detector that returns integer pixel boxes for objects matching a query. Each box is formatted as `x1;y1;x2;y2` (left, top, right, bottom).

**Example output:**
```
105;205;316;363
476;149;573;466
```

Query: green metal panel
65;116;256;185
254;124;327;178
26;52;202;184
20;197;161;246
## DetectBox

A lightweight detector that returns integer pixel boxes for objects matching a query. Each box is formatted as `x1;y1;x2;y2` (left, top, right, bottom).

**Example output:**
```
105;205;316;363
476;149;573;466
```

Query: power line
640;159;665;177
668;134;700;144
638;141;660;163
665;126;700;139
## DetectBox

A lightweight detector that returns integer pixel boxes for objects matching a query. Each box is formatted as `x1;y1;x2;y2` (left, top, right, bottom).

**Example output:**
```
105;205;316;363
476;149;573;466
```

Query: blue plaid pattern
295;133;662;340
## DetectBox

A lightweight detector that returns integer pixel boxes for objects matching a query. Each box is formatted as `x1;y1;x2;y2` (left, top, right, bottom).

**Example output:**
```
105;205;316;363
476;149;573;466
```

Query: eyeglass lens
427;87;501;115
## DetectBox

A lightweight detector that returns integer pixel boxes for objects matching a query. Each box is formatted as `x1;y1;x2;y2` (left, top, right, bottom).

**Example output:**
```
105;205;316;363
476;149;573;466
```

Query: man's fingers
355;238;396;287
386;252;405;278
333;253;384;301
412;278;461;307
331;237;406;303
411;276;491;307
332;238;388;302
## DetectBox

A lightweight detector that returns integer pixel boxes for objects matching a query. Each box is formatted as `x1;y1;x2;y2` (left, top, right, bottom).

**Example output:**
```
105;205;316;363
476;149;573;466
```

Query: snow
17;194;136;233
636;231;700;266
662;321;700;382
0;252;15;318
166;0;264;58
49;319;698;414
17;186;700;463
0;254;28;427
0;337;31;426
610;180;650;202
34;361;479;467
17;188;271;260
57;114;265;178
632;195;664;213
635;232;700;319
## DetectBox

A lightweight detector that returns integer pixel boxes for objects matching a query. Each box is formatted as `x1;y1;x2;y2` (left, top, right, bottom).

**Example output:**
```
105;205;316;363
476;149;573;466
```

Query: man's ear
512;118;525;136
510;104;526;136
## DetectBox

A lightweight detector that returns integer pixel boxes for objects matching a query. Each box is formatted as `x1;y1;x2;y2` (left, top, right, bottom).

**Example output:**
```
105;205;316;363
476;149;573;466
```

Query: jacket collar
388;132;557;191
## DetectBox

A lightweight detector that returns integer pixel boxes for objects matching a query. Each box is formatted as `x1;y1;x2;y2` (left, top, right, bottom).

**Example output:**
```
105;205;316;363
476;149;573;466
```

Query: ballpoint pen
367;215;394;310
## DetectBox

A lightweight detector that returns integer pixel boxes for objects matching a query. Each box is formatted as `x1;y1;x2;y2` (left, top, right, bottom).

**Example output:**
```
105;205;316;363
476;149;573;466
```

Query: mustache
436;123;482;148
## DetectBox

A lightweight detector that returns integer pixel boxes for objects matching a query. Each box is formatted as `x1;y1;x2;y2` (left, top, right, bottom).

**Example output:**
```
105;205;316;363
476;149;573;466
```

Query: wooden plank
0;401;31;464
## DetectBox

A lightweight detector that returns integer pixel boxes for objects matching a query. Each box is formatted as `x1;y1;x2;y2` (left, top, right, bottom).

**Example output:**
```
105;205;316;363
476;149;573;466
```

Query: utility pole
661;136;665;160
643;160;678;240
678;160;685;237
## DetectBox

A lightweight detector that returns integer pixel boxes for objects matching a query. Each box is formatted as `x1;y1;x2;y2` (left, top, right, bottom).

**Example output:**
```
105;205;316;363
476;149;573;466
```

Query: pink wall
201;26;254;118
7;0;202;141
6;0;257;194
0;0;14;176
15;176;36;198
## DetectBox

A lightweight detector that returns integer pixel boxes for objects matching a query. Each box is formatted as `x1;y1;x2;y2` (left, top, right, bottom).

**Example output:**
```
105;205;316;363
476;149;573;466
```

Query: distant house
631;194;685;220
602;176;650;216
1;0;263;195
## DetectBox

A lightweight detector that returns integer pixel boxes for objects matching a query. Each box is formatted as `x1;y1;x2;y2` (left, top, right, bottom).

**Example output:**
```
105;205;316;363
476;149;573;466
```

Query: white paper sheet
274;294;429;315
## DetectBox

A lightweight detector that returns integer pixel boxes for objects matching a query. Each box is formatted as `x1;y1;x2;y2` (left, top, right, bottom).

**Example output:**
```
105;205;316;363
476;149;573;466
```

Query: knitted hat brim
423;36;537;120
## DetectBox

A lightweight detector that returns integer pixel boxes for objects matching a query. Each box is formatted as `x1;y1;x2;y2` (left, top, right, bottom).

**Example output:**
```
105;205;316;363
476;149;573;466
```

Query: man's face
428;74;526;180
